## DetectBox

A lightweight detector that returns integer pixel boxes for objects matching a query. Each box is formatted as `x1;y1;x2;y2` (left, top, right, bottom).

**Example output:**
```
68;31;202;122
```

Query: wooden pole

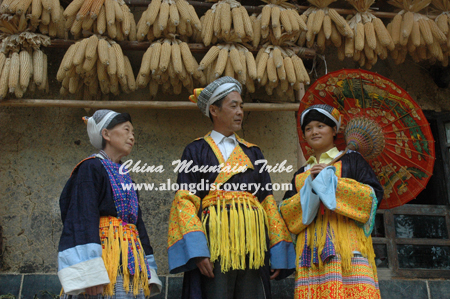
0;99;300;111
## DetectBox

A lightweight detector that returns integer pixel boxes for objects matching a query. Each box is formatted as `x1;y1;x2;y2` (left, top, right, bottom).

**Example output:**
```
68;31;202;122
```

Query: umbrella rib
381;150;429;190
374;155;405;207
381;106;422;129
310;92;333;107
383;147;434;176
384;123;432;133
383;137;435;150
384;141;436;159
377;154;419;204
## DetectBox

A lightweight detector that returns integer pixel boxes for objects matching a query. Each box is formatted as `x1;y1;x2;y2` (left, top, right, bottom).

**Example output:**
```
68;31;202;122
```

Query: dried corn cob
256;0;306;48
388;0;447;64
64;0;136;39
0;31;50;99
257;44;309;99
200;0;254;46
136;0;201;42
333;0;393;68
136;38;204;97
299;0;353;51
57;36;134;98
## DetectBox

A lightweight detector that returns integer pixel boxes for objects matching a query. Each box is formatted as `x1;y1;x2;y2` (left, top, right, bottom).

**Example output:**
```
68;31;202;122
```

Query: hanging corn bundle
136;37;206;97
257;0;306;48
0;0;66;38
298;0;352;51
63;0;136;40
387;0;446;65
190;13;203;43
0;17;51;99
200;0;253;46
136;0;201;42
431;0;450;66
255;43;310;101
56;35;136;100
198;43;257;92
342;0;394;69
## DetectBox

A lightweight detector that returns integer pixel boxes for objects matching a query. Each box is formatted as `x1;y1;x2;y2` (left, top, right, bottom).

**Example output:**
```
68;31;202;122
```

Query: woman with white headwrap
57;110;162;298
279;104;383;299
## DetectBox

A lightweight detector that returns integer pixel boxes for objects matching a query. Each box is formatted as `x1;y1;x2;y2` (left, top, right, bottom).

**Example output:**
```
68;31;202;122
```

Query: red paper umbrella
298;69;435;209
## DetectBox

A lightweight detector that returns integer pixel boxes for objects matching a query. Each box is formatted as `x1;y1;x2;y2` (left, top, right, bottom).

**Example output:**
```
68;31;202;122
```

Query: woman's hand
270;269;281;280
310;163;328;179
85;285;104;295
196;257;215;278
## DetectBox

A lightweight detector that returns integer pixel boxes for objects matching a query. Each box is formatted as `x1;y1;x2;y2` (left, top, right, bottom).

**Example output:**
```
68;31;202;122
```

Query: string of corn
57;35;135;99
255;43;309;100
339;0;394;69
199;0;253;46
136;0;201;42
136;37;205;97
63;0;136;40
388;0;447;65
298;0;353;51
0;0;66;38
199;42;256;92
0;29;50;99
257;0;305;47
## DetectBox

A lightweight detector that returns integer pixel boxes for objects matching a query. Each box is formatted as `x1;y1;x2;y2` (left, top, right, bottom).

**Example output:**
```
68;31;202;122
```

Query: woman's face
303;120;336;152
103;121;135;157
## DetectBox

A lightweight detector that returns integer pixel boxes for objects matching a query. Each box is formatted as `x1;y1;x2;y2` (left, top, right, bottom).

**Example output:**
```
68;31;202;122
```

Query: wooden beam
47;40;317;59
0;99;300;111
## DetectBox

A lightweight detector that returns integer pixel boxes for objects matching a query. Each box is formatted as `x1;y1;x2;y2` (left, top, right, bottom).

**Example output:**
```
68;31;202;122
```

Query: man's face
210;91;244;136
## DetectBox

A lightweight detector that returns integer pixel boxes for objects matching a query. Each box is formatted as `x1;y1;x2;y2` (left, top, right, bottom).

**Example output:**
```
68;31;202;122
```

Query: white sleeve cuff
58;257;110;295
149;267;163;297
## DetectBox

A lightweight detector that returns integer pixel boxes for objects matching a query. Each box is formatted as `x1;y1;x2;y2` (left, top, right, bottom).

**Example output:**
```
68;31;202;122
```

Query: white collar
210;130;237;145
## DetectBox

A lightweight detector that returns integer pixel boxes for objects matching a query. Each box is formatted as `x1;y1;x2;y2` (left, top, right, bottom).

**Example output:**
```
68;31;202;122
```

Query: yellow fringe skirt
99;216;150;297
201;191;268;273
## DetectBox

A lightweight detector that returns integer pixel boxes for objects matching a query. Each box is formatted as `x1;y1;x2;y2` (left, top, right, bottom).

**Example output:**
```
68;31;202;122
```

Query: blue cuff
168;231;210;274
311;166;337;210
58;243;103;271
146;254;158;272
300;175;321;225
269;241;296;270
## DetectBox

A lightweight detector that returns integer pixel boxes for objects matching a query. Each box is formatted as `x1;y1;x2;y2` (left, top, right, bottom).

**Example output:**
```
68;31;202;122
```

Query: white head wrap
84;110;119;149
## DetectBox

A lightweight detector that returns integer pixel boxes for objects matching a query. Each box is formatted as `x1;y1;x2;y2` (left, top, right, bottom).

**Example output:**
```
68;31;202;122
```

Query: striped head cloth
189;76;242;117
300;104;342;132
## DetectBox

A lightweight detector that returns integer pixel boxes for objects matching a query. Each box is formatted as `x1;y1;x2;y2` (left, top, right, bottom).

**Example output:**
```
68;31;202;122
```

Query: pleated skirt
294;255;380;299
60;275;147;299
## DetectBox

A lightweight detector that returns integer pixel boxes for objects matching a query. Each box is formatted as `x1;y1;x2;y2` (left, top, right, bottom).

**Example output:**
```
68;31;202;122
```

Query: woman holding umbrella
279;104;383;299
57;110;162;298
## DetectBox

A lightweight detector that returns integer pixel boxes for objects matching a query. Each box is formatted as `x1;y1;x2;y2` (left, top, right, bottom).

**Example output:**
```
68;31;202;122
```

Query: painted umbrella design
298;69;435;209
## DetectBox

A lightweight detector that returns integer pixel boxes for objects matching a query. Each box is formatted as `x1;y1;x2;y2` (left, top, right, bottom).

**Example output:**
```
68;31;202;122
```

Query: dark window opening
409;118;448;205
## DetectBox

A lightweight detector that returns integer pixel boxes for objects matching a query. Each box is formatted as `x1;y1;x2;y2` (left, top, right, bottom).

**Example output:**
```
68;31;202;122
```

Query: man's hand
270;269;280;280
195;257;214;278
85;285;104;295
310;163;328;179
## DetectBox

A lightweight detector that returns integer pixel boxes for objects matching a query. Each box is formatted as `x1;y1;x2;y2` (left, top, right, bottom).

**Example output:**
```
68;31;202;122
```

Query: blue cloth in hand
311;166;337;211
300;175;320;225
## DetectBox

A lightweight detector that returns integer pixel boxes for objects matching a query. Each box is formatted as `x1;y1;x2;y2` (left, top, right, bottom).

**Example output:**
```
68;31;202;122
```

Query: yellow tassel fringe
202;191;268;273
99;216;150;297
297;209;376;271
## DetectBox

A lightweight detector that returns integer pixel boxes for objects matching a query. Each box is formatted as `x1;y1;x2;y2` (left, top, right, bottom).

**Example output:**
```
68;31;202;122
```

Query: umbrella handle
328;147;350;166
